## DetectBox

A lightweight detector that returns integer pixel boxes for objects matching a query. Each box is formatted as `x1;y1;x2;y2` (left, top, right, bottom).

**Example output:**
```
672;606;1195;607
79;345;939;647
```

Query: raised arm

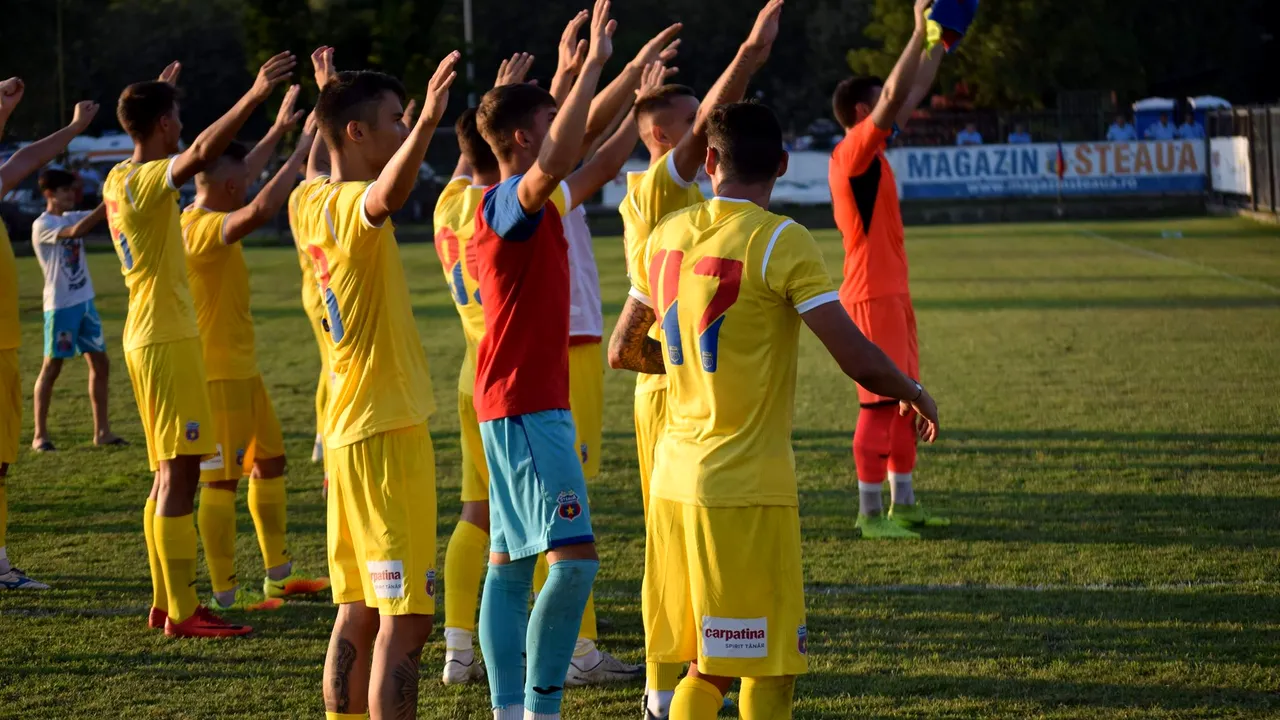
169;52;298;187
581;23;682;154
550;11;590;107
243;84;305;180
894;44;944;129
0;78;24;142
801;302;939;443
871;0;932;131
364;51;460;226
517;0;615;213
0;100;98;194
57;204;107;238
569;59;669;201
223;115;317;244
608;296;666;374
671;0;783;183
455;53;536;179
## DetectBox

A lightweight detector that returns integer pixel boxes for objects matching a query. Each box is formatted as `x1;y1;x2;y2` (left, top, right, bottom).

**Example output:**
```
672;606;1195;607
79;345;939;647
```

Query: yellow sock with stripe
155;514;200;623
535;553;598;640
143;499;166;612
670;676;723;720
739;676;796;720
443;519;488;636
197;487;238;595
248;475;290;571
324;713;365;720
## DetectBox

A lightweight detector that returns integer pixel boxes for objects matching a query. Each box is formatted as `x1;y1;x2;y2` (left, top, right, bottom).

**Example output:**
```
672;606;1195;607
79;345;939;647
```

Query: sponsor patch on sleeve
367;560;405;599
701;616;768;659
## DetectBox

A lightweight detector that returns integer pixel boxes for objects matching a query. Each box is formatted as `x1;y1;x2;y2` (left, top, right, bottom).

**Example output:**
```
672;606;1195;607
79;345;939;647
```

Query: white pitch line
1079;229;1280;295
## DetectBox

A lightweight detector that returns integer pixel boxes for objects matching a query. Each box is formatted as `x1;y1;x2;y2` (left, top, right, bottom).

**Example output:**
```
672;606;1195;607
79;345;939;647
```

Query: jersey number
648;250;743;373
435;228;481;306
305;245;345;343
103;200;134;270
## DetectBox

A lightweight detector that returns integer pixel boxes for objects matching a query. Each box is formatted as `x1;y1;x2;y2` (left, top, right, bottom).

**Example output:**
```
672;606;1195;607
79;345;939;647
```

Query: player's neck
713;181;773;210
44;202;64;217
643;141;672;168
498;156;534;182
131;135;170;165
194;192;238;213
473;170;500;187
328;147;379;184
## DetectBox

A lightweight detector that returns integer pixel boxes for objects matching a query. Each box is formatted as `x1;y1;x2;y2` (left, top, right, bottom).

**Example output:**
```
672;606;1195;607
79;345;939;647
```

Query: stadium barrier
1207;106;1280;221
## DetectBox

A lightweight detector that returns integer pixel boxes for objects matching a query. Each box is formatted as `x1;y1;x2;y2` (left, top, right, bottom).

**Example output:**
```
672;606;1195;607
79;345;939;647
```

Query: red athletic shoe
164;606;253;638
147;606;168;629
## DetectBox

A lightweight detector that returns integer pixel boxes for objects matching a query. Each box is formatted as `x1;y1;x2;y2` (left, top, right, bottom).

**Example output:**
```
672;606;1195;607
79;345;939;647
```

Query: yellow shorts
643;498;808;678
125;338;217;471
569;341;603;480
633;387;667;518
0;349;19;466
458;390;488;503
327;423;438;616
199;375;286;482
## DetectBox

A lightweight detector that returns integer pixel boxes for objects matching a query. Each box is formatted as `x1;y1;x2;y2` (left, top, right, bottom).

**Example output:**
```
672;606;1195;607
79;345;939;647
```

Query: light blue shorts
480;409;594;560
43;299;105;359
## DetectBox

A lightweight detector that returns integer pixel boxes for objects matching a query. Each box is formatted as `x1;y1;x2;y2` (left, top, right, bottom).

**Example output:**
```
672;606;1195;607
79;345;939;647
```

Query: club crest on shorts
425;569;436;597
185;421;200;441
797;625;808;655
557;490;583;521
235;447;246;467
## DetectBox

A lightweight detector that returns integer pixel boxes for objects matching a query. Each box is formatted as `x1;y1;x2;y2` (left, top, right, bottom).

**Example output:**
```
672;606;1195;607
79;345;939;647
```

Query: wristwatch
910;381;923;402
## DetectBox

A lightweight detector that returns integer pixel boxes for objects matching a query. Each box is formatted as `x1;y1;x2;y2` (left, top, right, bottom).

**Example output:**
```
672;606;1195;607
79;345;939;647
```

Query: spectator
956;122;984;146
1177;113;1205;140
1007;123;1032;144
1106;115;1137;141
1144;112;1177;140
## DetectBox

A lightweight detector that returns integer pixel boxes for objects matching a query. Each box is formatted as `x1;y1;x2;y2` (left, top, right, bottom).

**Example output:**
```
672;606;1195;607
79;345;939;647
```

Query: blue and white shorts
43;299;105;359
480;409;594;560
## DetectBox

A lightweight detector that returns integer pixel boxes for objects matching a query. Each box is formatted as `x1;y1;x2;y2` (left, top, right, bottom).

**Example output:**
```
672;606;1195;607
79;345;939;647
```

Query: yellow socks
324;713;365;720
670;676;723;720
649;660;684;691
155;514;199;623
248;475;289;571
197;487;238;594
443;519;488;634
143;499;166;612
534;553;597;640
740;676;795;720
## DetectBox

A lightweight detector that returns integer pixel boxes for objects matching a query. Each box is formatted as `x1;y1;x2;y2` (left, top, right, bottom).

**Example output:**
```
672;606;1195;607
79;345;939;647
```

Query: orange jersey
829;119;910;303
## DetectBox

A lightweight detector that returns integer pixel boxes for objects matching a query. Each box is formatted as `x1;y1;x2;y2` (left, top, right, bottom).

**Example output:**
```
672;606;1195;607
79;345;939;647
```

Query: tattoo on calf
389;648;423;720
329;637;357;713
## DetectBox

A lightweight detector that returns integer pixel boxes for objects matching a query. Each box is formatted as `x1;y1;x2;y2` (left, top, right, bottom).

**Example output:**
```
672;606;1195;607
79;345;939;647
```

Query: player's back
640;198;839;508
288;181;326;321
828;119;909;304
432;177;486;349
180;205;256;380
102;158;199;350
292;176;434;447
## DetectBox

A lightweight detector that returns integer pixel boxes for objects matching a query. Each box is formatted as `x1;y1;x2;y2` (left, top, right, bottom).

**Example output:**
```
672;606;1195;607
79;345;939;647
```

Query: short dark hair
117;80;179;139
476;83;557;161
315;70;407;149
456;108;498;175
832;76;882;129
634;85;697;119
705;102;785;185
198;141;250;183
39;168;77;193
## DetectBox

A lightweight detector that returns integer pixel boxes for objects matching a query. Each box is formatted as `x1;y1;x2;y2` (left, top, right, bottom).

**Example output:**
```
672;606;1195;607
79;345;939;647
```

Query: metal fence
1207;106;1280;214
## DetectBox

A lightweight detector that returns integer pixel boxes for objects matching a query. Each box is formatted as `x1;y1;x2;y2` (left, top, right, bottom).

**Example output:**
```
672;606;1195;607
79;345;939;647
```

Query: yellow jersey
180;206;258;380
288;183;325;323
619;150;704;395
632;197;839;508
292;176;435;447
432;177;487;394
102;158;200;351
0;199;17;350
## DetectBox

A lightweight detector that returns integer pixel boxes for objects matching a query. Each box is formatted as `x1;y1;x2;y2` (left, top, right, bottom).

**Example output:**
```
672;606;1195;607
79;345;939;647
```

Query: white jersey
31;211;96;311
565;205;603;339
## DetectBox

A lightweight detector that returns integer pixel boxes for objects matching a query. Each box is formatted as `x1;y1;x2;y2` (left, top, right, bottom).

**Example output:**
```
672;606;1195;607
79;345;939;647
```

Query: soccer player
829;0;950;539
181;99;330;614
298;47;459;720
611;2;784;713
105;53;296;636
30;169;125;453
0;78;99;590
610;100;940;720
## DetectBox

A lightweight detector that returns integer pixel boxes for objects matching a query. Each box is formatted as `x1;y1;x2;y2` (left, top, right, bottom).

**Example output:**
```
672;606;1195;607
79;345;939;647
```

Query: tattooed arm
608;296;667;374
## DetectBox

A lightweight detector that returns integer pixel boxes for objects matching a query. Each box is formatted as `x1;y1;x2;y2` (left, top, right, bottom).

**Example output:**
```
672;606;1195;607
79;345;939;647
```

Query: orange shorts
843;294;918;405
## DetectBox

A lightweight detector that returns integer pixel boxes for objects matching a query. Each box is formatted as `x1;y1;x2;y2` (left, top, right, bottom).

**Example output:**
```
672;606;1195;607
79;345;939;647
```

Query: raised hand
158;61;181;87
557;10;589;77
273;84;305;132
0;78;24;114
310;46;337;89
745;0;785;54
913;0;935;32
250;52;298;103
586;0;617;65
401;99;418;129
422;51;461;126
495;52;536;87
302;111;318;139
636;61;675;99
70;100;100;132
631;23;682;70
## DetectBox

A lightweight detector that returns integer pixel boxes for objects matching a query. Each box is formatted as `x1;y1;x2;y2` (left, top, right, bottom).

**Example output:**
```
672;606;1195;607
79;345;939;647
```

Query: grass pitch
0;216;1277;719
